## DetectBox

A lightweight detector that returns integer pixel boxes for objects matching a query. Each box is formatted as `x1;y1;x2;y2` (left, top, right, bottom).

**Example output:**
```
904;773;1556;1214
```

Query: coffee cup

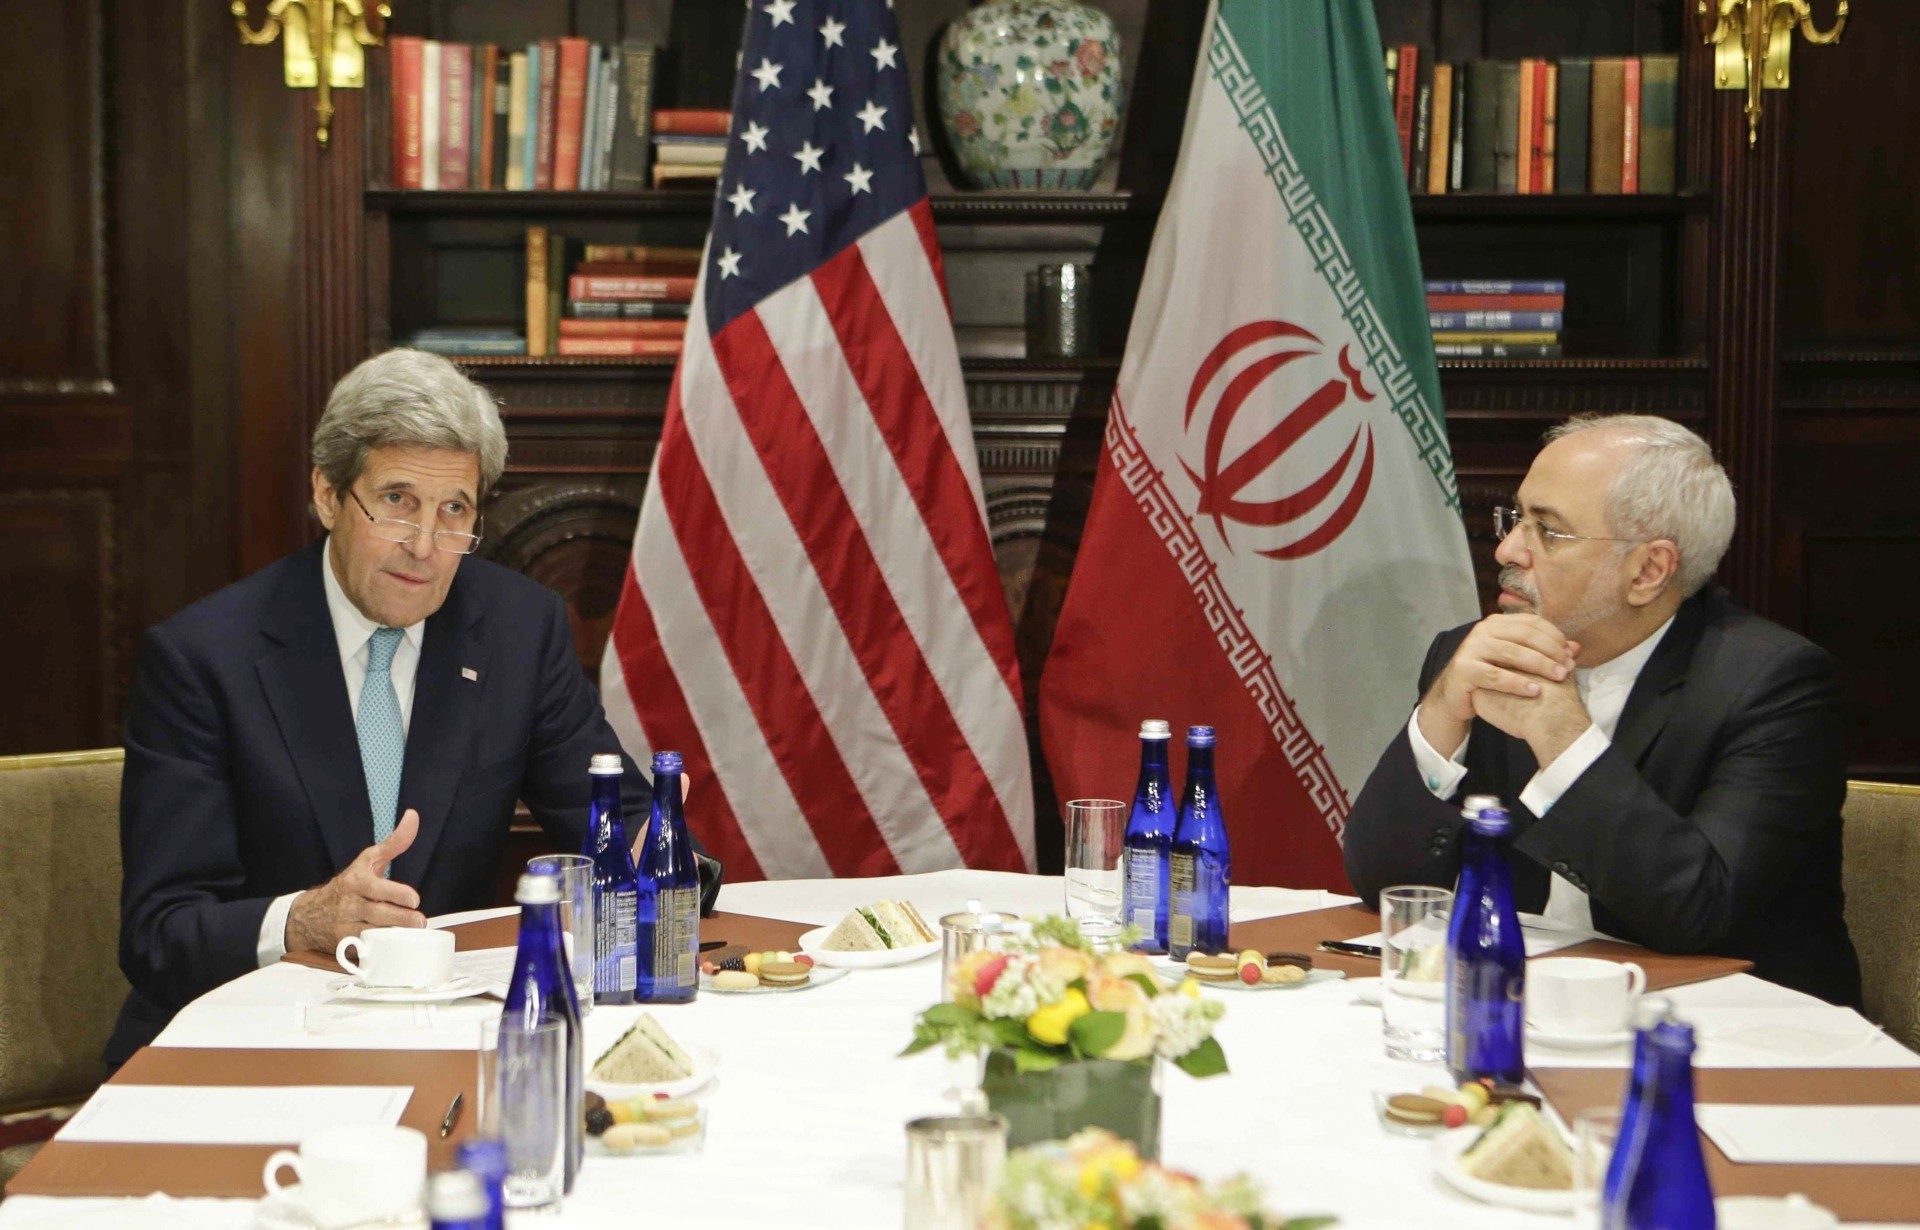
262;1125;427;1229
1528;957;1647;1035
335;926;454;989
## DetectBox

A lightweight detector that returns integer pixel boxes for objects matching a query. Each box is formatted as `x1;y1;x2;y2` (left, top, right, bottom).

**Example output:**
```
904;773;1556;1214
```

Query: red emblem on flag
1178;320;1377;561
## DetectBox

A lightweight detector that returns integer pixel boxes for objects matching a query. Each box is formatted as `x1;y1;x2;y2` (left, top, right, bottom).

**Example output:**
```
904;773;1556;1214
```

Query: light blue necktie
358;627;406;844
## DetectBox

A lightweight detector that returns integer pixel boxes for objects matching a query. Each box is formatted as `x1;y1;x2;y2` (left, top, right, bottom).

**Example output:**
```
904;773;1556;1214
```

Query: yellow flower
1083;974;1154;1060
1076;1143;1143;1197
1178;976;1201;1001
1025;986;1091;1046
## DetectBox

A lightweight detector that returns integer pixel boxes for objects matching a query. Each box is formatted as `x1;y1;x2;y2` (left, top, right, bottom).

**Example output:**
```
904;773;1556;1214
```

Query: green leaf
1125;972;1162;998
989;1018;1032;1049
1068;1010;1126;1057
1173;1036;1229;1079
900;1035;938;1057
1279;1218;1340;1230
920;1003;976;1028
1012;1047;1062;1074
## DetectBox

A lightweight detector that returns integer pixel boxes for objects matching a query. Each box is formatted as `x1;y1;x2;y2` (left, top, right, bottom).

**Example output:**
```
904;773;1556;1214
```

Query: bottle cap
1139;720;1172;739
427;1170;490;1220
514;870;561;905
652;750;685;774
589;753;623;775
1461;794;1503;819
1468;807;1512;837
1650;1018;1697;1052
1186;725;1216;747
1631;995;1674;1031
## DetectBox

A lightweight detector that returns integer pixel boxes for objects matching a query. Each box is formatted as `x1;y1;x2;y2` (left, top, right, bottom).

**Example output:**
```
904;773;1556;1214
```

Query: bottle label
1124;845;1163;932
594;885;638;995
1168;851;1196;950
651;885;698;988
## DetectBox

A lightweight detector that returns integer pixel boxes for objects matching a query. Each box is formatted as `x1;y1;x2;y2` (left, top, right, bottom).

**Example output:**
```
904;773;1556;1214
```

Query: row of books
1427;279;1565;358
1387;50;1678;195
526;228;699;356
648;111;731;190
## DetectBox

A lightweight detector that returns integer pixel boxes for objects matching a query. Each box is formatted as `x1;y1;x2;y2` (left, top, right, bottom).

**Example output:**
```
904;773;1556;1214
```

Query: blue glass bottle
453;1138;507;1230
500;868;584;1191
427;1171;493;1230
1604;1020;1716;1230
1167;725;1230;960
1123;719;1175;953
581;753;639;1005
636;750;699;1003
1445;797;1526;1085
1601;997;1675;1218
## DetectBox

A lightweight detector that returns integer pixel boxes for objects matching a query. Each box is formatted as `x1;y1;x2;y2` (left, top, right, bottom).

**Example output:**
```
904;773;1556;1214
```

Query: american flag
599;0;1035;879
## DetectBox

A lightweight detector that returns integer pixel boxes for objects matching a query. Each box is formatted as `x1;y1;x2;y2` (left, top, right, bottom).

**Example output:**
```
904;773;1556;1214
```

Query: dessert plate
586;1043;720;1102
1430;1125;1578;1213
698;965;850;995
797;927;940;969
324;974;490;1004
1152;958;1346;993
1527;1022;1634;1051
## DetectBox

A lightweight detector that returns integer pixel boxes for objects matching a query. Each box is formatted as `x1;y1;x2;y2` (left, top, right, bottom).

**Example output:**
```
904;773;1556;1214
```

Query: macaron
1384;1094;1448;1126
1185;953;1238;981
758;960;811;987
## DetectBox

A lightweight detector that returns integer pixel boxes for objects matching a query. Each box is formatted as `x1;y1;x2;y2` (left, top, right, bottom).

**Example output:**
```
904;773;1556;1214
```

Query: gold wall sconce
232;0;392;147
1696;1;1848;146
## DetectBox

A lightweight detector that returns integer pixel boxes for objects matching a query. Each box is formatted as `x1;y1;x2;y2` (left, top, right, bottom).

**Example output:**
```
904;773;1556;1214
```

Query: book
593;47;622;191
534;39;559;190
570;274;697;301
654;141;728;166
1429;310;1565;330
1493;60;1522;193
578;44;604;192
581;243;703;265
1542;62;1558;193
1434;342;1564;358
440;43;471;190
1449;62;1467;191
575;260;701;277
1431;330;1560;345
520;44;541;190
1384;46;1397;96
1426;63;1453;194
552;37;591;191
1393;45;1419;180
477;46;500;189
556;337;687;356
408;332;528;356
566;299;692;319
1517;59;1537;194
1427;293;1566;311
1411;53;1433;192
421;41;442;190
1463;60;1503;192
389;36;425;189
1425;280;1567;295
1622;56;1642;194
526;226;551;355
1589;57;1628;194
1640;54;1678;194
557;318;689;339
505;53;529;190
1555;58;1592;194
610;42;659;191
544;231;567;354
651;165;720;188
652;109;731;136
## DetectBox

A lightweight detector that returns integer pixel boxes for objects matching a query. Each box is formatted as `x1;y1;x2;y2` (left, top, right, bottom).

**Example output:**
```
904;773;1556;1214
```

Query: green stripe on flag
1211;0;1459;510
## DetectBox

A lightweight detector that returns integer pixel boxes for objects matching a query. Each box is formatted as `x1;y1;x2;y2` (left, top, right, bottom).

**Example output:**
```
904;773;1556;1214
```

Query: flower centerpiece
903;918;1227;1157
987;1129;1336;1230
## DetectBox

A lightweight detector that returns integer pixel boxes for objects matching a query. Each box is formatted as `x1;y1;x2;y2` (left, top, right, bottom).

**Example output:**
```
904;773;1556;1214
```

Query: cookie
1185;953;1238;981
1260;963;1308;985
1266;951;1315;970
1384;1094;1448;1126
642;1097;699;1124
758;960;811;987
601;1121;672;1152
712;969;760;990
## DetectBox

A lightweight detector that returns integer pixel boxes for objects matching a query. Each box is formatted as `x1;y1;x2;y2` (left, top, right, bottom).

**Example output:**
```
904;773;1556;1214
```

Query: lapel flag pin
461;667;478;681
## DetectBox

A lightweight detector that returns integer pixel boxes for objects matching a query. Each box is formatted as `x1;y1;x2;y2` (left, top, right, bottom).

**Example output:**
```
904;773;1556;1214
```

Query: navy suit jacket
1343;588;1861;1008
111;538;657;1062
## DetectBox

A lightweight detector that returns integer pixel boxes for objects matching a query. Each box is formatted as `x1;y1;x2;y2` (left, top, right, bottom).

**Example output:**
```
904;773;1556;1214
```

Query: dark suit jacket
1344;588;1861;1007
111;538;660;1062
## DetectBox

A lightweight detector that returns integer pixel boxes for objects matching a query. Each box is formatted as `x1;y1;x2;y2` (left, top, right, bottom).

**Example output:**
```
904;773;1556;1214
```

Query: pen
440;1091;464;1138
1318;939;1384;959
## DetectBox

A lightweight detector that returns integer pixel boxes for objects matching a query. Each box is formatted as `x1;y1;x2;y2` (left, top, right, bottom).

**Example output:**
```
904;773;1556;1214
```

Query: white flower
1147;993;1223;1058
981;955;1042;1019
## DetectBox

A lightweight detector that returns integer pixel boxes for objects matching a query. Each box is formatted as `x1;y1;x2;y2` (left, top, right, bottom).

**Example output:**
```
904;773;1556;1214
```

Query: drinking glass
486;1018;567;1212
1380;886;1452;1061
531;854;595;1016
1573;1107;1622;1226
1064;799;1126;939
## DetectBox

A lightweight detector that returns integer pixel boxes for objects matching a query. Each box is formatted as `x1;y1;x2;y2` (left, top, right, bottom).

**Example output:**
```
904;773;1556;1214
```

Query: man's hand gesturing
284;808;426;954
1417;613;1578;758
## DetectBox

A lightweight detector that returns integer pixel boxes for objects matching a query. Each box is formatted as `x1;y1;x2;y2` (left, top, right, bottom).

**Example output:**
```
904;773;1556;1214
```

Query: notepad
451;946;519;997
57;1085;411;1145
1697;1104;1920;1165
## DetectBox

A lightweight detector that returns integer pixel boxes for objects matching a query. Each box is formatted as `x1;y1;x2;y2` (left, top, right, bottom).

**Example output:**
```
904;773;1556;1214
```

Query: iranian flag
1039;0;1477;891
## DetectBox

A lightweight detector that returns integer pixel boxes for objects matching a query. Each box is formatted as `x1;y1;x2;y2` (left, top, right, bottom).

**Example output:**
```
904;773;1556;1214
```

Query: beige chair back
1842;780;1920;1053
0;749;128;1113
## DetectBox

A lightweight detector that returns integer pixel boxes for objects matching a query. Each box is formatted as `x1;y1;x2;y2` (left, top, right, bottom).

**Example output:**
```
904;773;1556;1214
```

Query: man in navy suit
110;349;707;1062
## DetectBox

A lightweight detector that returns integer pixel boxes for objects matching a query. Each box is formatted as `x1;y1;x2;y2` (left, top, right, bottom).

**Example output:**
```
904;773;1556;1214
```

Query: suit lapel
388;572;486;886
1609;591;1709;768
257;539;374;874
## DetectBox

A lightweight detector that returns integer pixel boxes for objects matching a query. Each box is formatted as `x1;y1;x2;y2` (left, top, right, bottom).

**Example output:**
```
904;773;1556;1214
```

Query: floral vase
980;1049;1162;1158
937;0;1123;190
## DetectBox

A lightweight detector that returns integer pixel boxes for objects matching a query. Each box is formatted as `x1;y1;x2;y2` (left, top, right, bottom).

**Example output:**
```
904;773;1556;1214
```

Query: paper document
1697;1104;1920;1165
57;1085;411;1145
1353;920;1591;959
451;946;518;997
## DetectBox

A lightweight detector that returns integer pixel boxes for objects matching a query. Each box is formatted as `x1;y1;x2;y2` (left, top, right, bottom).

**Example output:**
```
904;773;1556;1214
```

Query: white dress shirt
1407;615;1676;932
254;537;428;966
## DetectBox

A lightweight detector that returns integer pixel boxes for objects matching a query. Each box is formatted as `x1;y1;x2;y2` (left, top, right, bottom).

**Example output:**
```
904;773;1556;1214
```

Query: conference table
5;870;1918;1228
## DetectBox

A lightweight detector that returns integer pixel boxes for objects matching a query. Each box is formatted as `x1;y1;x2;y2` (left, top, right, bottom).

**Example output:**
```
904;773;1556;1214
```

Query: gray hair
311;349;507;500
1544;414;1736;597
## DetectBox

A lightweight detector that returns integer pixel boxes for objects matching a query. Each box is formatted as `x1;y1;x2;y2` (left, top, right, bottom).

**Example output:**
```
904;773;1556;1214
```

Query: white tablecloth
5;872;1914;1229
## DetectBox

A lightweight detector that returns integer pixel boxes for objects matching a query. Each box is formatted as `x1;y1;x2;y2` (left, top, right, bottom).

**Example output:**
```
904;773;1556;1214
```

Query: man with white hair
110;349;715;1062
1344;414;1860;1006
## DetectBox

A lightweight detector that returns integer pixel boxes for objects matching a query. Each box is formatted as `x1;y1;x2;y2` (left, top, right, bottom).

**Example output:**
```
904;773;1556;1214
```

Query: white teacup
335;926;454;989
1528;957;1647;1035
262;1125;426;1229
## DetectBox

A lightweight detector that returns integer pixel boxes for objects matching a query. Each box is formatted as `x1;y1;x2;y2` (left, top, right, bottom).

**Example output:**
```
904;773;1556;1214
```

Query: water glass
1573;1107;1622;1225
1064;799;1126;938
482;1018;567;1212
1380;886;1452;1061
904;1114;1008;1230
531;854;595;1016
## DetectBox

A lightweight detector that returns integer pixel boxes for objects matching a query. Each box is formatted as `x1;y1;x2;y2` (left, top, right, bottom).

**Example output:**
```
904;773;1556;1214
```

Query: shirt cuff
1407;709;1471;801
256;892;301;967
1519;724;1612;819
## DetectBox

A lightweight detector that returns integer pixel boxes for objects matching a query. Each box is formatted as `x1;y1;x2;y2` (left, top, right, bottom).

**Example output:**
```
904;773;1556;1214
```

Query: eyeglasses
1493;505;1643;552
347;488;484;555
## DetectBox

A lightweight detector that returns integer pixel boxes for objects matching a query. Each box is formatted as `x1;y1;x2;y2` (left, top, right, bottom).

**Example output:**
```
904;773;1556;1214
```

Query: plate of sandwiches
1429;1102;1578;1213
798;900;942;968
585;1012;719;1102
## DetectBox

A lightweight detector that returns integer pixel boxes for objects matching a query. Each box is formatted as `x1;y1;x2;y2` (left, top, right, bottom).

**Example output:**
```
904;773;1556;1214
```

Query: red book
534;40;559;190
1393;45;1418;179
476;45;499;189
581;244;705;264
439;43;471;190
652;109;732;137
1426;293;1566;312
552;37;591;191
569;275;697;301
1621;56;1642;194
557;319;689;339
574;260;702;277
1529;59;1550;194
556;337;686;356
389;36;425;189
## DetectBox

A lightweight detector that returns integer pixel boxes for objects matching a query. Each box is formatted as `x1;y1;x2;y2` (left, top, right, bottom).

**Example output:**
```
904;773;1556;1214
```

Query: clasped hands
1417;613;1594;769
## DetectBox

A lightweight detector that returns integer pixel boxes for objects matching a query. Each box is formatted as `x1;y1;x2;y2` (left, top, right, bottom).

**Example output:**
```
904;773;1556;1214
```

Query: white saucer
324;974;489;1004
1151;958;1347;992
797;927;941;969
254;1183;427;1230
587;1042;720;1101
1527;1021;1633;1050
1430;1125;1577;1213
